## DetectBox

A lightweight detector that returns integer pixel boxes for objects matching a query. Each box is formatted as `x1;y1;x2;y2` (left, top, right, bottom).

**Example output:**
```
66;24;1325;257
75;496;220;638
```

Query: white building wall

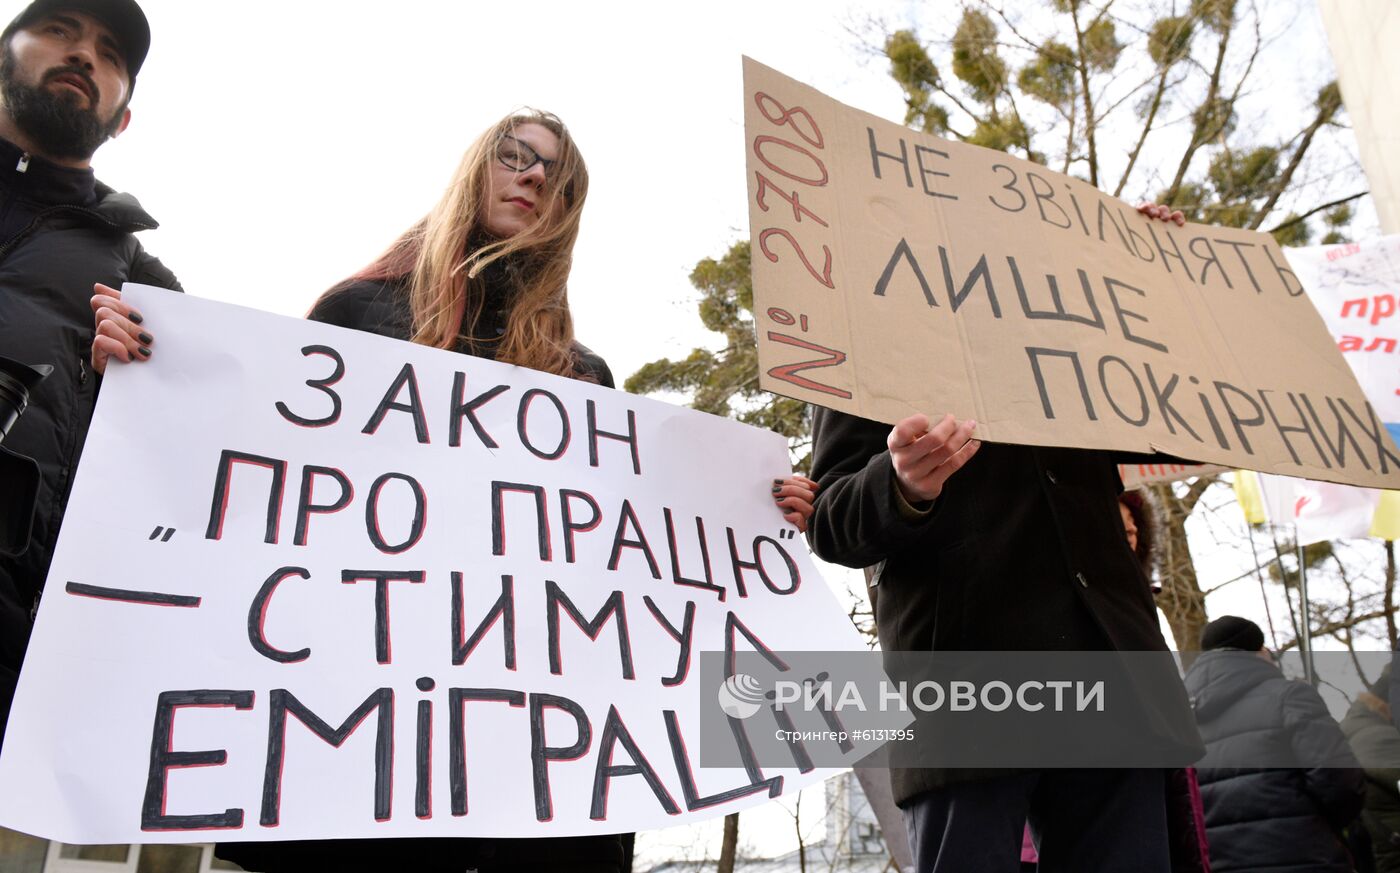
1318;0;1400;233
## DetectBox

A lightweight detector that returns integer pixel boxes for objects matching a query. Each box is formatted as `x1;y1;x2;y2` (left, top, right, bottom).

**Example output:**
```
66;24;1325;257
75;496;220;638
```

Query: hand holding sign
879;202;1183;505
887;413;981;504
1135;202;1186;228
771;474;820;532
91;283;153;374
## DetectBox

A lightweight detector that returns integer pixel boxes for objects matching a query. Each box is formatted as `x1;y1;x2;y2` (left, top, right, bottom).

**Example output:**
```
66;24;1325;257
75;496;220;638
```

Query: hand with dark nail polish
770;473;820;533
92;284;157;373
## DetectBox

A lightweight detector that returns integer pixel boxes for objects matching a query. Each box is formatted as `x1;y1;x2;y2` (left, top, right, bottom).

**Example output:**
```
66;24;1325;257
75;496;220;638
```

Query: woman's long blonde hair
342;109;589;378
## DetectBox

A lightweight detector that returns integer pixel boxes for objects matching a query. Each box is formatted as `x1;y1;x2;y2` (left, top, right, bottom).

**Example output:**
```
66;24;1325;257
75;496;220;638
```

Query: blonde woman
306;110;608;384
91;110;599;379
93;109;813;871
227;109;628;873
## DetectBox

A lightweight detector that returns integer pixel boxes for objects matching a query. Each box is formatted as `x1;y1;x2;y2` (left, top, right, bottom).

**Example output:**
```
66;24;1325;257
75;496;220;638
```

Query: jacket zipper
0;154;30;247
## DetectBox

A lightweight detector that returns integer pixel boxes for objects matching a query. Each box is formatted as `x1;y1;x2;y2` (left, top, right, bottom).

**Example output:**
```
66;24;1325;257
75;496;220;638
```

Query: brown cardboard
743;57;1400;488
1118;463;1228;488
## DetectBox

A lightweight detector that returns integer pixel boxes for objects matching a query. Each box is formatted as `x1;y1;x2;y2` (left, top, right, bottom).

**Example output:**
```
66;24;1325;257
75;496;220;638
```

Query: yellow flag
1234;470;1267;525
1371;491;1400;540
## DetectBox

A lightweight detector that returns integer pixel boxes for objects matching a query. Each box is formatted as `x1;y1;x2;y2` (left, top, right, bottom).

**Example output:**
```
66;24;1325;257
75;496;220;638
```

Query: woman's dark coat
215;276;623;873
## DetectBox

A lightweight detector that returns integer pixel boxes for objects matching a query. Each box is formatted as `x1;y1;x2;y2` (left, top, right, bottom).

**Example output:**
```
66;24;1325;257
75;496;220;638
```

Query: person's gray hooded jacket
1185;648;1364;873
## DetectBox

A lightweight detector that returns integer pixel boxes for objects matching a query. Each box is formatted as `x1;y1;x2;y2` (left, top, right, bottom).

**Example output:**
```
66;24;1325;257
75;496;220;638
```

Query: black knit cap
2;0;150;81
1200;615;1266;652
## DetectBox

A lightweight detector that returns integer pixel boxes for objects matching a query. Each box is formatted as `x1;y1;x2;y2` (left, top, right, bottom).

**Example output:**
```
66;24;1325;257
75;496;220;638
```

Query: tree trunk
1150;482;1210;658
718;812;739;873
1387;540;1398;650
1069;2;1099;185
796;792;807;873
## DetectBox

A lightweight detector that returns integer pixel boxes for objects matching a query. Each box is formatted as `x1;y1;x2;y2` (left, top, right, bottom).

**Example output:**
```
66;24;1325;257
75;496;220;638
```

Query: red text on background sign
751;90;852;400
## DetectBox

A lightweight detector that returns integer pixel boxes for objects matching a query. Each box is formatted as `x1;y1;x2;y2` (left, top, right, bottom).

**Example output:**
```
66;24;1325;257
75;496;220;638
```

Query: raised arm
806;407;977;568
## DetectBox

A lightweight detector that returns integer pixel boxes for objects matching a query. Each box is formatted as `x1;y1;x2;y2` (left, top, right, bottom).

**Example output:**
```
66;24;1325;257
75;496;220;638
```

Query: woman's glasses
496;135;557;176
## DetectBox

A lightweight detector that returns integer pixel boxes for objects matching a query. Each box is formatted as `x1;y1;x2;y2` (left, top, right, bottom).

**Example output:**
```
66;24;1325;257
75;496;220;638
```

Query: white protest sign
1286;236;1400;444
1232;237;1400;543
0;286;864;843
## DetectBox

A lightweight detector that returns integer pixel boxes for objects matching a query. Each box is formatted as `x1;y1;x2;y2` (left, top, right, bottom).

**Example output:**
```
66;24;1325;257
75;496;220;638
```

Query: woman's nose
518;162;547;189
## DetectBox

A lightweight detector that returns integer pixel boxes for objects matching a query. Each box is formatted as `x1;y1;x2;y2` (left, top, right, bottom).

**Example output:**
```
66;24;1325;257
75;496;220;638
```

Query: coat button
1046;470;1058;484
1076;572;1089;588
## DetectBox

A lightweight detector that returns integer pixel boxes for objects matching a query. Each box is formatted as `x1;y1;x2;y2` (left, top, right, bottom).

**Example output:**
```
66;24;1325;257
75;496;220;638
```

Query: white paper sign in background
1287;236;1400;441
0;286;864;843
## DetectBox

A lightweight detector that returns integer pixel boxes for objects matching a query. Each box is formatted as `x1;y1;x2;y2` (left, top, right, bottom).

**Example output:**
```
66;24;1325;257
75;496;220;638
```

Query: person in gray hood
1341;664;1400;873
1185;616;1364;873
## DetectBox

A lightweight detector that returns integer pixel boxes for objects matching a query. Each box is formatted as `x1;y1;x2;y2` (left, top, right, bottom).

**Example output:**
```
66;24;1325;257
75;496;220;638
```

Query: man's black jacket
0;144;180;749
807;406;1203;804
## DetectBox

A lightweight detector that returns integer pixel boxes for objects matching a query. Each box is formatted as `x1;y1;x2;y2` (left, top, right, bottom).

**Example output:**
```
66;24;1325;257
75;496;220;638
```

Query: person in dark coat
1124;487;1212;873
1015;488;1211;873
806;212;1206;871
0;0;179;755
101;108;623;873
1342;664;1400;873
1185;616;1364;873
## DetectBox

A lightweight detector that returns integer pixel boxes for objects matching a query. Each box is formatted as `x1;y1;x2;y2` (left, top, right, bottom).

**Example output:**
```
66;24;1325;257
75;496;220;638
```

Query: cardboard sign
0;287;863;844
1118;463;1226;488
742;58;1400;489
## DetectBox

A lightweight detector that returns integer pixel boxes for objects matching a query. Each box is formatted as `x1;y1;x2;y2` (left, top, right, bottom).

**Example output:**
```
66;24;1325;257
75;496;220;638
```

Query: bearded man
0;0;180;752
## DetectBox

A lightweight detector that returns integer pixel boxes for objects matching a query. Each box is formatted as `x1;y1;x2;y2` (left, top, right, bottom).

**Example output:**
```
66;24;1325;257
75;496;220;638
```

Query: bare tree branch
1001;85;1036;159
1249;108;1333;226
1387;540;1397;650
1265;191;1368;234
1115;65;1172;197
976;1;1045;53
1069;1;1101;185
1181;474;1219;513
1164;16;1233;201
1280;609;1390;651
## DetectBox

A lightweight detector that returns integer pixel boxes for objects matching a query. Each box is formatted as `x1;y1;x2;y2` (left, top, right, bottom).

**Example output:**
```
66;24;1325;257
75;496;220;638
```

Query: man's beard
0;50;124;161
